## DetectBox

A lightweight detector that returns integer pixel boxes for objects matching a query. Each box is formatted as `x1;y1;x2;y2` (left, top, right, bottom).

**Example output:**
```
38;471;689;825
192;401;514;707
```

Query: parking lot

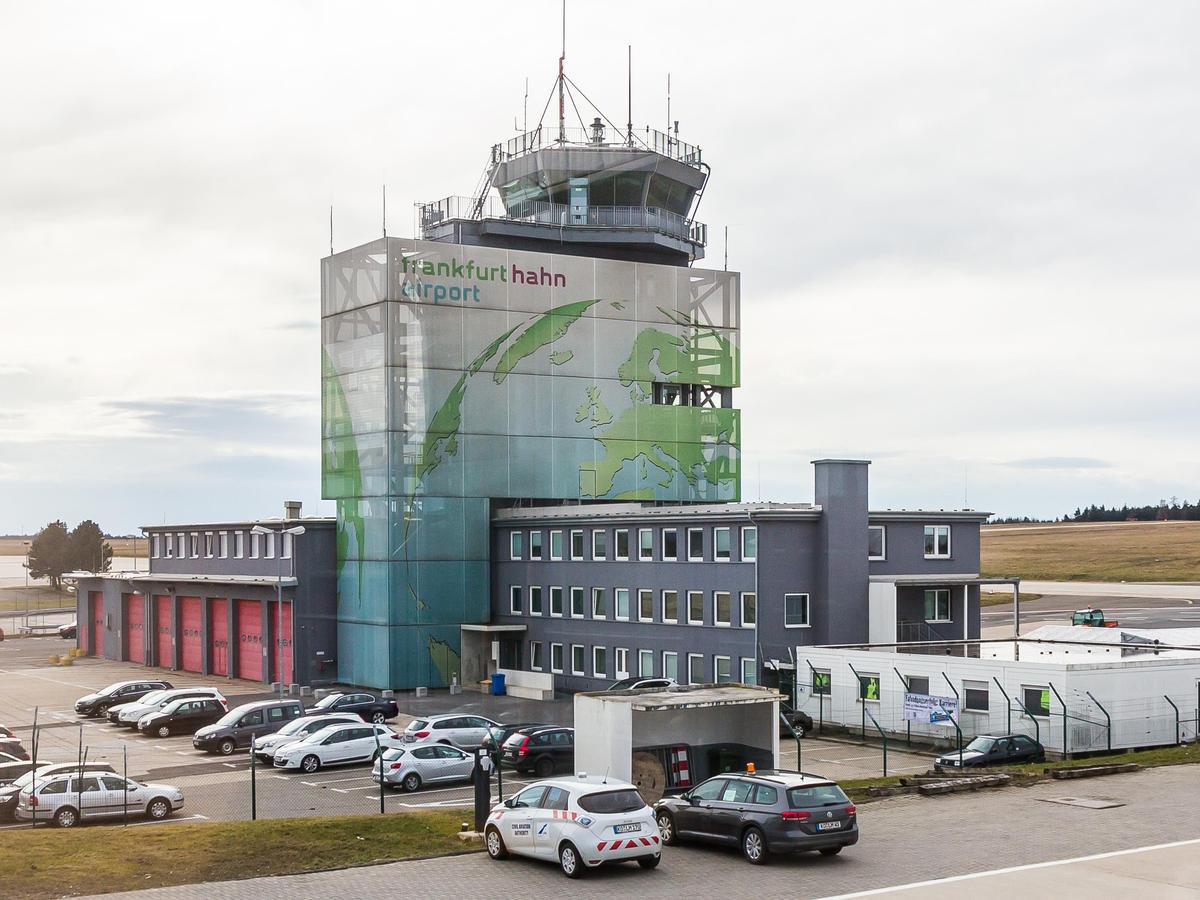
0;638;936;828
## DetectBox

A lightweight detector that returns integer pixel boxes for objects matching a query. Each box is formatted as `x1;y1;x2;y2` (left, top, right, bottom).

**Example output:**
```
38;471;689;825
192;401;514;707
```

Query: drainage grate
1037;796;1125;809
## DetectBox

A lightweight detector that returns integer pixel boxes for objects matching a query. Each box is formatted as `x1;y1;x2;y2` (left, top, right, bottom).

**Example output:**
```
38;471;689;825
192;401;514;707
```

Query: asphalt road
982;590;1200;633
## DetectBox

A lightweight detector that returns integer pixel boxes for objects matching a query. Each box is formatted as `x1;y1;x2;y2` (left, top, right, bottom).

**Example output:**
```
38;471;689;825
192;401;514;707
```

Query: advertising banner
903;692;958;725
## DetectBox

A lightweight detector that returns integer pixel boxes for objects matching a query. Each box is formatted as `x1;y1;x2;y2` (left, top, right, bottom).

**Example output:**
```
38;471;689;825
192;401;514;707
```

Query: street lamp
251;523;306;697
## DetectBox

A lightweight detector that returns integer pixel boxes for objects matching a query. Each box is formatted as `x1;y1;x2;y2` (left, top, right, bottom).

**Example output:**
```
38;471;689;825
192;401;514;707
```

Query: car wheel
402;772;422;792
741;826;768;865
637;854;661;869
370;712;386;724
534;756;554;777
793;720;808;738
218;739;236;756
157;725;171;738
656;811;677;845
54;806;79;828
485;825;508;860
301;754;321;774
819;846;842;856
146;798;172;820
559;841;585;879
95;704;109;717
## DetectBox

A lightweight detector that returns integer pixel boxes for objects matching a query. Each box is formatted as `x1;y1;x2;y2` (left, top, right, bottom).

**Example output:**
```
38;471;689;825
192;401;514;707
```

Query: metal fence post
942;673;962;762
374;729;384;814
1085;691;1112;754
992;677;1012;735
1048;683;1068;759
1164;696;1180;746
250;732;257;821
847;663;866;743
862;706;888;777
893;668;912;748
29;708;38;828
123;745;128;827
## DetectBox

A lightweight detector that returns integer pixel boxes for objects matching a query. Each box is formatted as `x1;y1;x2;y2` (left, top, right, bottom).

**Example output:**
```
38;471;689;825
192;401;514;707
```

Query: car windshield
964;737;996;753
313;694;344;709
214;705;255;727
99;682;134;697
159;700;188;714
138;690;169;706
608;678;639;691
577;789;646;814
407;719;429;731
788;784;850;807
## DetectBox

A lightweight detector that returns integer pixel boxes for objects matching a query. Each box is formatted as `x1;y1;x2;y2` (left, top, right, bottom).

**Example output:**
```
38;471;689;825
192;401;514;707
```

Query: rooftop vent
284;500;302;520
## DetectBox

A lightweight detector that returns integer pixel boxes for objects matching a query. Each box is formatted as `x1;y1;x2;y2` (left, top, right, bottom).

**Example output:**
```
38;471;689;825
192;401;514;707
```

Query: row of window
151;530;293;562
509;525;757;564
507;586;811;628
531;641;757;685
810;670;1051;717
868;524;953;560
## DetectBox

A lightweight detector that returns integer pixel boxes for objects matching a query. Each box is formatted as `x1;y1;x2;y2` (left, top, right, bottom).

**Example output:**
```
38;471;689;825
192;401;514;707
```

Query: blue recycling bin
491;672;507;696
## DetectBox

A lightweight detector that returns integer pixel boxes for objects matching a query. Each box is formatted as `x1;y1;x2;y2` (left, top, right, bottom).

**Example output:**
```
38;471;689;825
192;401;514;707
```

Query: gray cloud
1004;457;1113;470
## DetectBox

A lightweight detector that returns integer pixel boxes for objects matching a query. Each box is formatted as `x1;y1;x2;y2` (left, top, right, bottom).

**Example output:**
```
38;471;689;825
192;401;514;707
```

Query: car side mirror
503;798;516;809
688;795;700;806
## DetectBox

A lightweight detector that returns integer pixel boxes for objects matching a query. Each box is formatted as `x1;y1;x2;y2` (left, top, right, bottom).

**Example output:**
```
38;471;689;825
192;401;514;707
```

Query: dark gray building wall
754;518;821;659
814;460;870;646
895;584;982;642
868;519;982;577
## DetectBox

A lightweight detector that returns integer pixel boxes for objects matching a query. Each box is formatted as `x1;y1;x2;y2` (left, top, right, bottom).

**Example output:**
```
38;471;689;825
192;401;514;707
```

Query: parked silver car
115;687;227;727
252;712;362;763
16;772;183;827
403;714;501;749
372;743;474;792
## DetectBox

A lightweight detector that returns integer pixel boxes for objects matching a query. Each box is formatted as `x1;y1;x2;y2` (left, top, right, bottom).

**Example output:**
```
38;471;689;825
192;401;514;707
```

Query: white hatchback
272;722;405;773
485;774;660;878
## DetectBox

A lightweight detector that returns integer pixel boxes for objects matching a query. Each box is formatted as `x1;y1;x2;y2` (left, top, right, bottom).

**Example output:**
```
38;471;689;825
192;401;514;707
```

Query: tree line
26;520;112;590
1063;500;1200;522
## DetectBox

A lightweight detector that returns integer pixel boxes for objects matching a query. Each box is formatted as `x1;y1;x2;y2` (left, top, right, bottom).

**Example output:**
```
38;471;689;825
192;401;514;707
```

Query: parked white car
371;743;474;792
252;713;362;763
16;772;183;827
403;714;501;749
115;688;227;727
485;775;660;878
272;722;404;773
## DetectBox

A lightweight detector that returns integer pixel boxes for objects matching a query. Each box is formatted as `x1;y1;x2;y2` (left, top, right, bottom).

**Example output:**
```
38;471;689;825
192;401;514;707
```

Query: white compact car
485;775;660;878
272;722;404;773
403;714;501;749
116;688;226;727
16;772;183;827
252;712;362;763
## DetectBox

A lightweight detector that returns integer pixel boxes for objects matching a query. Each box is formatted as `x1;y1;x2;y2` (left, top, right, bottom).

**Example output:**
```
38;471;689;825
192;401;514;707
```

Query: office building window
530;641;544;671
550;530;563;560
570;587;585;617
592;530;607;560
615;588;630;620
924;589;951;622
250;532;261;559
571;644;586;676
592;588;607;618
551;643;564;674
662;651;679;681
687;528;703;561
662;528;678;561
741;526;757;561
234;531;244;559
570;530;584;560
639;528;653;560
924;525;951;558
152;535;161;558
529;531;543;560
529;586;543;615
784;593;810;627
509;531;522;560
868;525;886;560
687;591;704;625
264;532;275;559
615;529;629;560
638;649;654;677
1023;686;1050;717
593;646;607;678
741;592;756;627
812;669;831;695
614;647;629;678
509;586;521;615
714;527;731;561
190;533;200;558
550;586;563;617
687;653;704;684
218;532;228;559
964;681;990;712
858;673;881;702
204;533;214;558
907;675;930;695
662;590;679;624
282;532;293;559
714;592;732;626
740;657;757;685
638;589;653;621
177;532;185;557
714;656;732;683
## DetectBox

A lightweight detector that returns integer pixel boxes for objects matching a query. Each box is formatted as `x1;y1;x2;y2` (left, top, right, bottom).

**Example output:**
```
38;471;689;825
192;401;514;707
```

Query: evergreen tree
69;520;112;573
27;521;72;590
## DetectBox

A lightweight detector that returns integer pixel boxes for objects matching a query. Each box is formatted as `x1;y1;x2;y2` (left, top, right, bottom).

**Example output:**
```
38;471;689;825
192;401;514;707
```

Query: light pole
251;524;305;697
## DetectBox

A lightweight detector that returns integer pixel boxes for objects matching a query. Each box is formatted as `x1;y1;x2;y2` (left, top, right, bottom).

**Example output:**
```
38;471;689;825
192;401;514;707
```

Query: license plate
613;823;642;834
817;821;843;831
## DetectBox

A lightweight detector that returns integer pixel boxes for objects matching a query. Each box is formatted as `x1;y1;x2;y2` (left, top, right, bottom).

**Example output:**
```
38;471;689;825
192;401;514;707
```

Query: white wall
573;694;634;781
868;582;897;644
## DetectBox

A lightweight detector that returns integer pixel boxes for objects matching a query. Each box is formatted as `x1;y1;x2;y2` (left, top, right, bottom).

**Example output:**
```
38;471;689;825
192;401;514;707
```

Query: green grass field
0;537;143;558
0;586;75;614
0;811;473;900
981;521;1200;582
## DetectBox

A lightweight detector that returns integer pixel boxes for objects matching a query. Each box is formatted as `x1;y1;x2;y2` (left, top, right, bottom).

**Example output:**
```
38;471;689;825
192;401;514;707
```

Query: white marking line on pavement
272;775;290;780
222;763;238;768
299;775;373;785
818;836;1200;899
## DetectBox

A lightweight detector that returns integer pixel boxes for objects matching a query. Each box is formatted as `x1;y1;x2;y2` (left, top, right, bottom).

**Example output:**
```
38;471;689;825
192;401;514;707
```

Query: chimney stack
284;500;302;520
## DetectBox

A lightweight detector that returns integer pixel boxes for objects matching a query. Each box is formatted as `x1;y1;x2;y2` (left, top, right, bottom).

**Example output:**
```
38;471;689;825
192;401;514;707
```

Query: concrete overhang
460;623;527;633
579;683;782;711
63;572;298;588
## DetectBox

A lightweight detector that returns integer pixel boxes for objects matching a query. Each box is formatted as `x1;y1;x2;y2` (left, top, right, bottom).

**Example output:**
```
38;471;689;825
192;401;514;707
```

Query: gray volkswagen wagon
192;699;304;755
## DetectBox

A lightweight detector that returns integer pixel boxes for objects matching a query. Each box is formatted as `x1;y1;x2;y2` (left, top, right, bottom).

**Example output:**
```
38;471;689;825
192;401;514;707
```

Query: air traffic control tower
321;114;741;689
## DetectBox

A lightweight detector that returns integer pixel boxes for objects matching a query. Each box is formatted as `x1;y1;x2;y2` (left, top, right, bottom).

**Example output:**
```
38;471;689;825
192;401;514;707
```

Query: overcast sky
2;1;1198;535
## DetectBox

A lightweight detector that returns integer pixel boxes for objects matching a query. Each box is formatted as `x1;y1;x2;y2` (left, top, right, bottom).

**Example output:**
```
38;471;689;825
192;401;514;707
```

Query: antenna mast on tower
558;0;566;142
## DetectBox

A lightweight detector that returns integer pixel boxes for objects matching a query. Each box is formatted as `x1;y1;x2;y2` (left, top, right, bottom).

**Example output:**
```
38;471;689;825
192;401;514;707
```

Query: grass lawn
0;537;143;558
0;587;76;614
981;520;1200;582
0;811;474;900
980;591;1042;607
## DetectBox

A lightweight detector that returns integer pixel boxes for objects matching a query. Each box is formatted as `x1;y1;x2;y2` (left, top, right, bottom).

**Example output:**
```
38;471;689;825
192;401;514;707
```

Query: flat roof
579;683;783;710
142;517;335;532
64;572;298;588
493;502;990;524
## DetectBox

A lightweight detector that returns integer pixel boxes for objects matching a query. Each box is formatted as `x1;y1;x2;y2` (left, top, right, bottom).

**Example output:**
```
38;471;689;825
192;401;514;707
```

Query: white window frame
637;589;654;622
686;652;704;685
638;649;654;677
529;531;542;561
924;524;952;559
570;529;584;561
638;528;653;561
741;526;757;562
593;645;607;678
152;535;161;558
201;533;212;558
687;590;705;626
190;533;200;558
509;531;522;560
868;525;886;561
571;644;586;676
509;585;522;615
530;641;544;671
282;532;293;559
550;643;564;674
250;531;261;559
714;591;732;627
714;527;731;562
550;585;564;617
714;655;732;684
662;590;679;624
529;585;543;615
740;592;756;628
687;527;704;561
570;587;585;618
591;587;606;619
662;651;679;681
264;531;275;559
740;657;756;685
925;588;952;623
661;528;678;561
615;647;629;679
218;531;229;559
963;680;990;712
614;528;629;561
549;529;564;561
234;531;244;559
615;588;630;621
177;532;185;557
784;593;810;628
592;529;607;561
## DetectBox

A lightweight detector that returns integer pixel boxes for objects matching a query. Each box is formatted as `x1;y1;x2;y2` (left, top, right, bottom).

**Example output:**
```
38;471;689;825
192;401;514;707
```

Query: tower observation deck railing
491;125;703;167
418;195;708;247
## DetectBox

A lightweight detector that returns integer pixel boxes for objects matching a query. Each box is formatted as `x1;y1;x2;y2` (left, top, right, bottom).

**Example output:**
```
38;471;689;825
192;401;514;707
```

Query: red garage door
235;599;262;681
88;592;104;656
269;601;293;685
209;598;229;677
154;595;173;669
123;594;145;663
180;597;202;672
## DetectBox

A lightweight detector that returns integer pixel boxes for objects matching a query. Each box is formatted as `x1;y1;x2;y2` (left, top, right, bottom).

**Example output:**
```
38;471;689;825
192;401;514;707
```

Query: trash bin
491;672;507;696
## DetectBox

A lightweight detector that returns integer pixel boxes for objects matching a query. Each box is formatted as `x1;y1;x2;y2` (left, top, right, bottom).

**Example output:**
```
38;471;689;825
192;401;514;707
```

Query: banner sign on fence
903;692;958;725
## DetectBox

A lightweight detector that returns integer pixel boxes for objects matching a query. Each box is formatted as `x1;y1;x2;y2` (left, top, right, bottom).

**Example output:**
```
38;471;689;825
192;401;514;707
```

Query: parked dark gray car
654;770;858;864
192;699;304;755
935;734;1045;770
